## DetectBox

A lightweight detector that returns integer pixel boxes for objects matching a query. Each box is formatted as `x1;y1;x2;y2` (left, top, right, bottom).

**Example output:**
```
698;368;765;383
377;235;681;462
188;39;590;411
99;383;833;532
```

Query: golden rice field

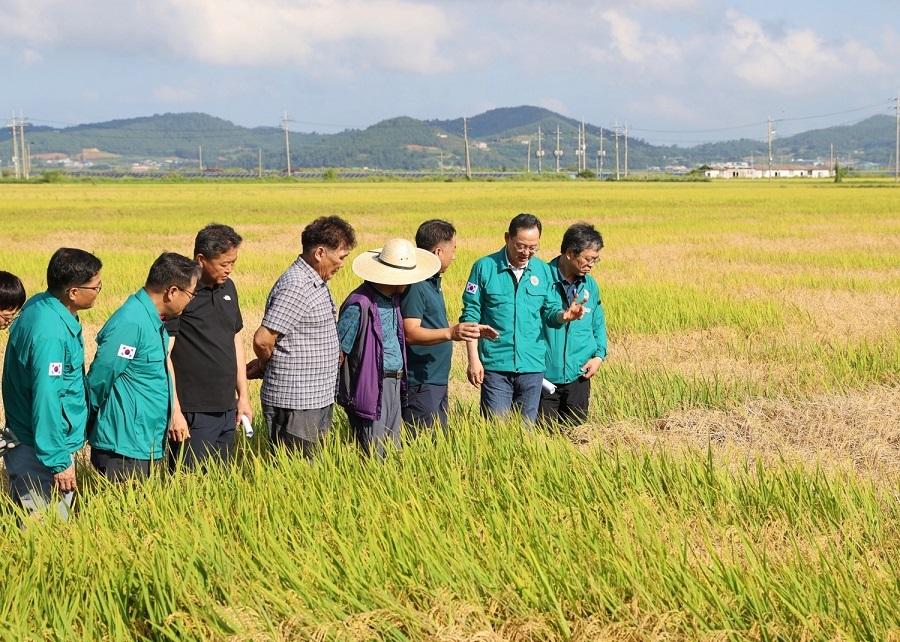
0;179;898;640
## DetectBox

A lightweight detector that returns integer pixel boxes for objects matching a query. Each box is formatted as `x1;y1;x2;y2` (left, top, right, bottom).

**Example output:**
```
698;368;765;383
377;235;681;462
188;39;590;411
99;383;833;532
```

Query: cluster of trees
2;109;895;172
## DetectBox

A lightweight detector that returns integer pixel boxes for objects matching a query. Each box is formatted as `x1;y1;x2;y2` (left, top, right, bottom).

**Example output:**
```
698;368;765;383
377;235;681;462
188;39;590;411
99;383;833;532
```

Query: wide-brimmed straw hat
352;238;441;286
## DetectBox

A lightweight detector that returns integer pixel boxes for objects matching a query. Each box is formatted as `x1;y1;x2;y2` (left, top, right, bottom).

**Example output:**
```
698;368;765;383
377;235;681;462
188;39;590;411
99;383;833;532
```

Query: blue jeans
480;371;543;424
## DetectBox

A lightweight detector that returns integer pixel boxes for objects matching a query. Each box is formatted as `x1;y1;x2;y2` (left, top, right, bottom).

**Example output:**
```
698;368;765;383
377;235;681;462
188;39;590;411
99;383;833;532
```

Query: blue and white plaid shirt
260;257;339;410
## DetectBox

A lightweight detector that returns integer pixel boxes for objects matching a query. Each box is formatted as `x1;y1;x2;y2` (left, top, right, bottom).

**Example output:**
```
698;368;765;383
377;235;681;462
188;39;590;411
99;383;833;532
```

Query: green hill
2;108;895;172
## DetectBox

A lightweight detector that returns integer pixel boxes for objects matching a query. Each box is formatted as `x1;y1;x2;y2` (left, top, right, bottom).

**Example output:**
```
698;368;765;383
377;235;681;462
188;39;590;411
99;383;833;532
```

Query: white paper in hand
240;414;254;438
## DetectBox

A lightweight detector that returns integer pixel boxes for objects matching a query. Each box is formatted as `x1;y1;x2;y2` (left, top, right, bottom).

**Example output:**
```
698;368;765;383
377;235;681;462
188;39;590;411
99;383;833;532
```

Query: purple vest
337;283;407;420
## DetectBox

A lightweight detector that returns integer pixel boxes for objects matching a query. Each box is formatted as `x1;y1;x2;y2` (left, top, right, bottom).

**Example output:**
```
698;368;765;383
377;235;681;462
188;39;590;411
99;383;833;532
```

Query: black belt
383;370;403;379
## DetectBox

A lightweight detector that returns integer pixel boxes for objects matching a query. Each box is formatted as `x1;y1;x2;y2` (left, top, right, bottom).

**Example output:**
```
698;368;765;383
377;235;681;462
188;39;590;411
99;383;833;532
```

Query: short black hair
0;271;26;310
46;248;103;293
301;216;357;254
560;223;604;255
508;213;542;237
194;223;242;259
145;253;202;291
415;219;456;251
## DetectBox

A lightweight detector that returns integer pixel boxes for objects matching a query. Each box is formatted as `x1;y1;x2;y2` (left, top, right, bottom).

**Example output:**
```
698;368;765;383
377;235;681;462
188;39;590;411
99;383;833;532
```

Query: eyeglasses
0;310;20;325
576;253;601;266
178;287;197;300
512;242;540;254
73;282;103;292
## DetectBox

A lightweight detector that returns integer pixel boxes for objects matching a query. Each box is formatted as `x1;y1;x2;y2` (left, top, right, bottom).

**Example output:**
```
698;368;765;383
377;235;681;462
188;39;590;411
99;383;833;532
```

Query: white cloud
596;9;684;64
537;98;568;115
20;48;42;64
0;0;456;74
631;94;698;124
720;11;889;92
152;84;203;104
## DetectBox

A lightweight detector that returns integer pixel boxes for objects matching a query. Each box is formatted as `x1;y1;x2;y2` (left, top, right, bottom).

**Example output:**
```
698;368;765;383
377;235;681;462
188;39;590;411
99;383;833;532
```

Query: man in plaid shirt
249;216;356;457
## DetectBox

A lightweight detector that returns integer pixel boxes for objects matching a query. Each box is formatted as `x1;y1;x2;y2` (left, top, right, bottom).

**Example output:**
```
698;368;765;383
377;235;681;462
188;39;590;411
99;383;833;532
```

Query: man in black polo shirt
167;224;252;468
400;220;496;432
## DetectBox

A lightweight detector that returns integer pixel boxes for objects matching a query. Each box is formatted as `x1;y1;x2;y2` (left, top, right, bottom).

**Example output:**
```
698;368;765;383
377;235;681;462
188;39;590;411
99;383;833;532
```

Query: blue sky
1;0;898;145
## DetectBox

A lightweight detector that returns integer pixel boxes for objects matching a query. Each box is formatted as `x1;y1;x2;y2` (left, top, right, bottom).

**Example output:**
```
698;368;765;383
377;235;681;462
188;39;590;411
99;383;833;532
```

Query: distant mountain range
2;106;895;172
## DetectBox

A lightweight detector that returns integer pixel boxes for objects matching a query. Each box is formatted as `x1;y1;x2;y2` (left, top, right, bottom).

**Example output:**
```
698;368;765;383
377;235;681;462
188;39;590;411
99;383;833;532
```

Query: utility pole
597;130;604;179
536;126;545;173
19;113;29;179
554;125;563;173
895;88;899;183
767;115;774;181
258;148;263;178
198;145;203;171
576;120;586;173
463;117;471;179
282;112;293;175
10;114;20;179
614;120;620;180
624;122;629;178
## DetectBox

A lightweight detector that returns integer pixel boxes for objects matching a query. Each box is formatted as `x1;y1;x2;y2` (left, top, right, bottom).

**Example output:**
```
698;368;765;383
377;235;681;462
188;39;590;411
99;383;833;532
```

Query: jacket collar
490;247;535;274
135;288;165;328
41;290;83;337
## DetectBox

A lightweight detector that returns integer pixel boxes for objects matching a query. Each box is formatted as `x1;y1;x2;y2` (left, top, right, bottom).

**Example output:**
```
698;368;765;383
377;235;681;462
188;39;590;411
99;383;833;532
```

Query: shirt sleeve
87;321;142;417
460;263;482;324
28;337;71;473
262;284;309;335
164;316;180;336
336;303;362;354
540;277;565;329
399;282;426;320
592;284;608;359
232;284;244;333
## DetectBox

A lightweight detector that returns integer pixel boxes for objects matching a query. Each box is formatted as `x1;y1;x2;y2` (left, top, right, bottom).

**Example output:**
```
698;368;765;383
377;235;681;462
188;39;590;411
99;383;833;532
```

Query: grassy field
0;179;898;640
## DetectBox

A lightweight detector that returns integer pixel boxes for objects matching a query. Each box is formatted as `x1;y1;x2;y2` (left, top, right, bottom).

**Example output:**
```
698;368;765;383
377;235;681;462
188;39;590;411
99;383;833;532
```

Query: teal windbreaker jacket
460;248;563;373
542;256;607;385
2;292;88;473
88;289;172;460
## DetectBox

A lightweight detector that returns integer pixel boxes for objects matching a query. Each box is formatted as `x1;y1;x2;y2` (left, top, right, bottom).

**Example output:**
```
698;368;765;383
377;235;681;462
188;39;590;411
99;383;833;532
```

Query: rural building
704;163;832;179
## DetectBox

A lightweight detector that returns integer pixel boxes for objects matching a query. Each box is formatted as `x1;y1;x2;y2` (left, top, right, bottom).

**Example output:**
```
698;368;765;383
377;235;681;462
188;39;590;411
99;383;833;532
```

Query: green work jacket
542;257;608;385
460;248;563;374
2;292;88;473
88;289;172;460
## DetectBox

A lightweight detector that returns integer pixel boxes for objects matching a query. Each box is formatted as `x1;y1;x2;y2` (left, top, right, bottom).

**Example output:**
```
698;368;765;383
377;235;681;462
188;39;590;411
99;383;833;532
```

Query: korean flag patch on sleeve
465;282;479;295
48;363;62;376
117;344;136;360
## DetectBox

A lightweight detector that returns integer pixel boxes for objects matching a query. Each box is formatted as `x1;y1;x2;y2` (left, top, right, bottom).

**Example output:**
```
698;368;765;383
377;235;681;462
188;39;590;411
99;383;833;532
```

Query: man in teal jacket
540;223;607;425
2;248;103;519
88;253;200;481
461;213;586;423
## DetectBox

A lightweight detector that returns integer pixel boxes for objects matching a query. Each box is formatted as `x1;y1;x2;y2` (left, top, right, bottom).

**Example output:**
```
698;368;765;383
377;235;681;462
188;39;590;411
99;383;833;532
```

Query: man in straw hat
337;238;441;457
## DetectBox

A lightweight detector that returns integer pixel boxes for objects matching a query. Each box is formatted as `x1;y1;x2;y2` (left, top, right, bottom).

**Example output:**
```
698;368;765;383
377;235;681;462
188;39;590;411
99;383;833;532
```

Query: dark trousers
91;448;160;482
348;377;402;458
402;383;449;436
538;377;591;426
169;410;236;471
263;404;334;459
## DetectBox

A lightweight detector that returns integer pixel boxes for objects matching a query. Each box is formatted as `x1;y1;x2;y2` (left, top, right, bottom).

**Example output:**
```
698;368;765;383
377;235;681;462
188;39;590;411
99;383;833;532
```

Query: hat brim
352;248;441;285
